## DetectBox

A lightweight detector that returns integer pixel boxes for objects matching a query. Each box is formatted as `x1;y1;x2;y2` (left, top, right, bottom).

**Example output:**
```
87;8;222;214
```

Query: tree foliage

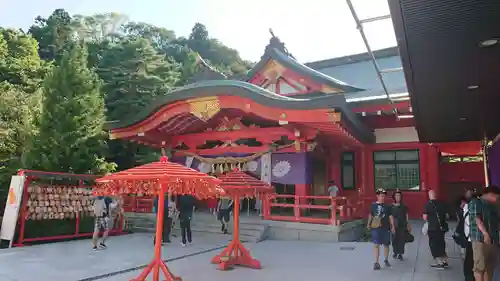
0;9;253;203
27;44;115;174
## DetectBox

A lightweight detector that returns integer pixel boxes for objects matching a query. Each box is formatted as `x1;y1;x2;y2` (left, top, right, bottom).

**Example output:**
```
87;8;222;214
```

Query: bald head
428;190;436;200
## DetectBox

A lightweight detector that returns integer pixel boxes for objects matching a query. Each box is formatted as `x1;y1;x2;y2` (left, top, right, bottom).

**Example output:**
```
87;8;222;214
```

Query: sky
0;0;397;63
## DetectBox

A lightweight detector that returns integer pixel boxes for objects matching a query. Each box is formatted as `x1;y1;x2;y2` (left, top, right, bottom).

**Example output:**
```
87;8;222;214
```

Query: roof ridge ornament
265;28;295;59
188;53;227;83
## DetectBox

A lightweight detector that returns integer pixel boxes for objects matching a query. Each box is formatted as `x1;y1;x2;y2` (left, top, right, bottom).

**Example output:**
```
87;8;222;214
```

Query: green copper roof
244;36;364;93
105;79;375;143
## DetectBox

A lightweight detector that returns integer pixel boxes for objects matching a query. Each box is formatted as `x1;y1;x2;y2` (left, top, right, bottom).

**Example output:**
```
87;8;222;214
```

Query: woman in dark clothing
391;191;411;260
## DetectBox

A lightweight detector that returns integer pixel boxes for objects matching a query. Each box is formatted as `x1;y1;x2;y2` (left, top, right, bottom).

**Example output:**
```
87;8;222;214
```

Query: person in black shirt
423;189;449;269
368;188;395;270
391;191;411;261
177;195;196;246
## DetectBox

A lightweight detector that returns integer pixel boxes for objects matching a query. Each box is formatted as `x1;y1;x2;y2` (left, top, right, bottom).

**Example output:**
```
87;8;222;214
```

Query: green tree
0;83;40;206
28;9;73;62
0;28;47;208
97;38;180;169
98;38;179;120
27;44;115;174
0;28;50;93
177;23;252;76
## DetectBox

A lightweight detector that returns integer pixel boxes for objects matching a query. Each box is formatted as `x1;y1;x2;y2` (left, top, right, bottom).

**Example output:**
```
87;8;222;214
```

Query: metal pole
345;0;398;116
483;136;490;186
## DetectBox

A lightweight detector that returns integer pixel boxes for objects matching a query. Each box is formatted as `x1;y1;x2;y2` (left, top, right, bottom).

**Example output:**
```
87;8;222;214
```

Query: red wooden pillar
426;144;440;196
360;147;369;195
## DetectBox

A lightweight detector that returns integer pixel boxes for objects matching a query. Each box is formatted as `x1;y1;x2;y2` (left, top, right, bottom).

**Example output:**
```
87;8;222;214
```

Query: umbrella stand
211;194;261;270
132;183;181;281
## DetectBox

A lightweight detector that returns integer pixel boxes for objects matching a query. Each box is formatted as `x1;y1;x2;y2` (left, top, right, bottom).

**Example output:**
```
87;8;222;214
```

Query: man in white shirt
328;180;339;197
462;195;473;281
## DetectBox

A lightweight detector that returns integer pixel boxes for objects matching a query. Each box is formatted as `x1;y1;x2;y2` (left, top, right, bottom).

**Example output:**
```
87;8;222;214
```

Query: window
341;152;355;190
441;155;483;163
373;150;420;191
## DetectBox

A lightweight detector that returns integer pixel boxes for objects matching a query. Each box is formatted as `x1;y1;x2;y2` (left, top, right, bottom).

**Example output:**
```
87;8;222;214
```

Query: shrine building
107;35;484;219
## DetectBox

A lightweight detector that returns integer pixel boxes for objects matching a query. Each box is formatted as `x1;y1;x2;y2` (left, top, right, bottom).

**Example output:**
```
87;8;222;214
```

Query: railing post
262;195;269;219
330;197;337;225
293;195;300;221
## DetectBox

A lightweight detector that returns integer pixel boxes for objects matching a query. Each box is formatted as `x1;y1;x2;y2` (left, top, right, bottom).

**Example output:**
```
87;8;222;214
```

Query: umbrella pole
132;185;181;281
211;194;261;270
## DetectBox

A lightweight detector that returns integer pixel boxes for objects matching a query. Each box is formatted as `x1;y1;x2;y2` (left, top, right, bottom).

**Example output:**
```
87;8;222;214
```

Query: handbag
422;222;428;235
370;216;382;229
369;203;385;229
405;231;415;243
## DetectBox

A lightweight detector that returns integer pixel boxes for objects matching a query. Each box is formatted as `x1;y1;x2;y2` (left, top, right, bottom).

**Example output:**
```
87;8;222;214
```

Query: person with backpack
468;186;500;281
367;188;395;270
92;196;113;251
423;189;450;269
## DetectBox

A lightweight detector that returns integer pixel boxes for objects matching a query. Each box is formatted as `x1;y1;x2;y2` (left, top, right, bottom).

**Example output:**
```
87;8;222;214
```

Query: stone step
125;212;268;242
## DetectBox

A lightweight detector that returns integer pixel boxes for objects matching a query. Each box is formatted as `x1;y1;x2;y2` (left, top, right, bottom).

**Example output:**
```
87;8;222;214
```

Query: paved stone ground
0;222;473;281
104;226;465;281
0;233;232;281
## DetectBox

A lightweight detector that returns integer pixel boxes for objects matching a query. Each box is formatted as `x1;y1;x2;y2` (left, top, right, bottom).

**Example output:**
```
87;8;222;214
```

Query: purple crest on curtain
271;153;311;184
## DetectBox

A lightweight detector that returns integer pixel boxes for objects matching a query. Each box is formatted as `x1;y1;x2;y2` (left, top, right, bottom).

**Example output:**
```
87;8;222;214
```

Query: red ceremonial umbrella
211;168;274;270
94;156;221;281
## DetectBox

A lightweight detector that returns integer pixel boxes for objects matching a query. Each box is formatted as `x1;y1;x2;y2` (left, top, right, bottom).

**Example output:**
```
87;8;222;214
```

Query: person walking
178;194;196;246
92;196;112;250
468;186;500;281
217;196;234;234
453;195;473;281
423;189;450;269
367;188;395;270
391;190;411;261
153;193;171;245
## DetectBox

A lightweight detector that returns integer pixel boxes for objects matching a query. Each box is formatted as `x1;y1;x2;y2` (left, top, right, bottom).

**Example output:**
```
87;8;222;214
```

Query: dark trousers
154;216;172;243
180;217;192;244
392;229;406;255
428;229;447;258
464;242;474;281
163;217;172;242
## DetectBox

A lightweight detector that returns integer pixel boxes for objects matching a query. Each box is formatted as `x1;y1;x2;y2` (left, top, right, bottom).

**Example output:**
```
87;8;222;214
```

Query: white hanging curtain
185;156;194;168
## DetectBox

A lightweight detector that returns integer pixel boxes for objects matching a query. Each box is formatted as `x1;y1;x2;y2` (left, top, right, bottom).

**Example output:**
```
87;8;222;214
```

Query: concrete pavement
0;222;466;281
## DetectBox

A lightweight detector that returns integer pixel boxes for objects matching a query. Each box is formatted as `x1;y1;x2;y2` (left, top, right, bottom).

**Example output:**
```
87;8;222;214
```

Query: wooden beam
171;127;295;148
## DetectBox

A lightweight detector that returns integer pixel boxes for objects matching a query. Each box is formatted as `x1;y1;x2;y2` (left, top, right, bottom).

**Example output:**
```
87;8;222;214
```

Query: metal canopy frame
345;0;406;119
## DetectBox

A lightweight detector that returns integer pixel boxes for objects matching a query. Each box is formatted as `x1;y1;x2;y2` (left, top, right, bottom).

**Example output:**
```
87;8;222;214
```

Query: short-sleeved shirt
468;198;499;245
391;204;408;230
371;202;392;230
423;199;448;231
219;198;233;210
328;185;339;197
153;196;168;214
178;195;196;218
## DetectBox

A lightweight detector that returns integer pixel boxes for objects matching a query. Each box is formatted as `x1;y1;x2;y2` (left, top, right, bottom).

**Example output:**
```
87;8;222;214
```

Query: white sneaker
181;243;186;247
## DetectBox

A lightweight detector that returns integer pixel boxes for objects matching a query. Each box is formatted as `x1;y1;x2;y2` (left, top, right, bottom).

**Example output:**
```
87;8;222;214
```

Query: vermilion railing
262;194;372;225
122;194;375;225
123;196;154;213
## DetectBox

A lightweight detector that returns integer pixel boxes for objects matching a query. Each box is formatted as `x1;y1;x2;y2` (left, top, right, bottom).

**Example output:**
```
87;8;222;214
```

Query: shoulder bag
431;201;449;233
